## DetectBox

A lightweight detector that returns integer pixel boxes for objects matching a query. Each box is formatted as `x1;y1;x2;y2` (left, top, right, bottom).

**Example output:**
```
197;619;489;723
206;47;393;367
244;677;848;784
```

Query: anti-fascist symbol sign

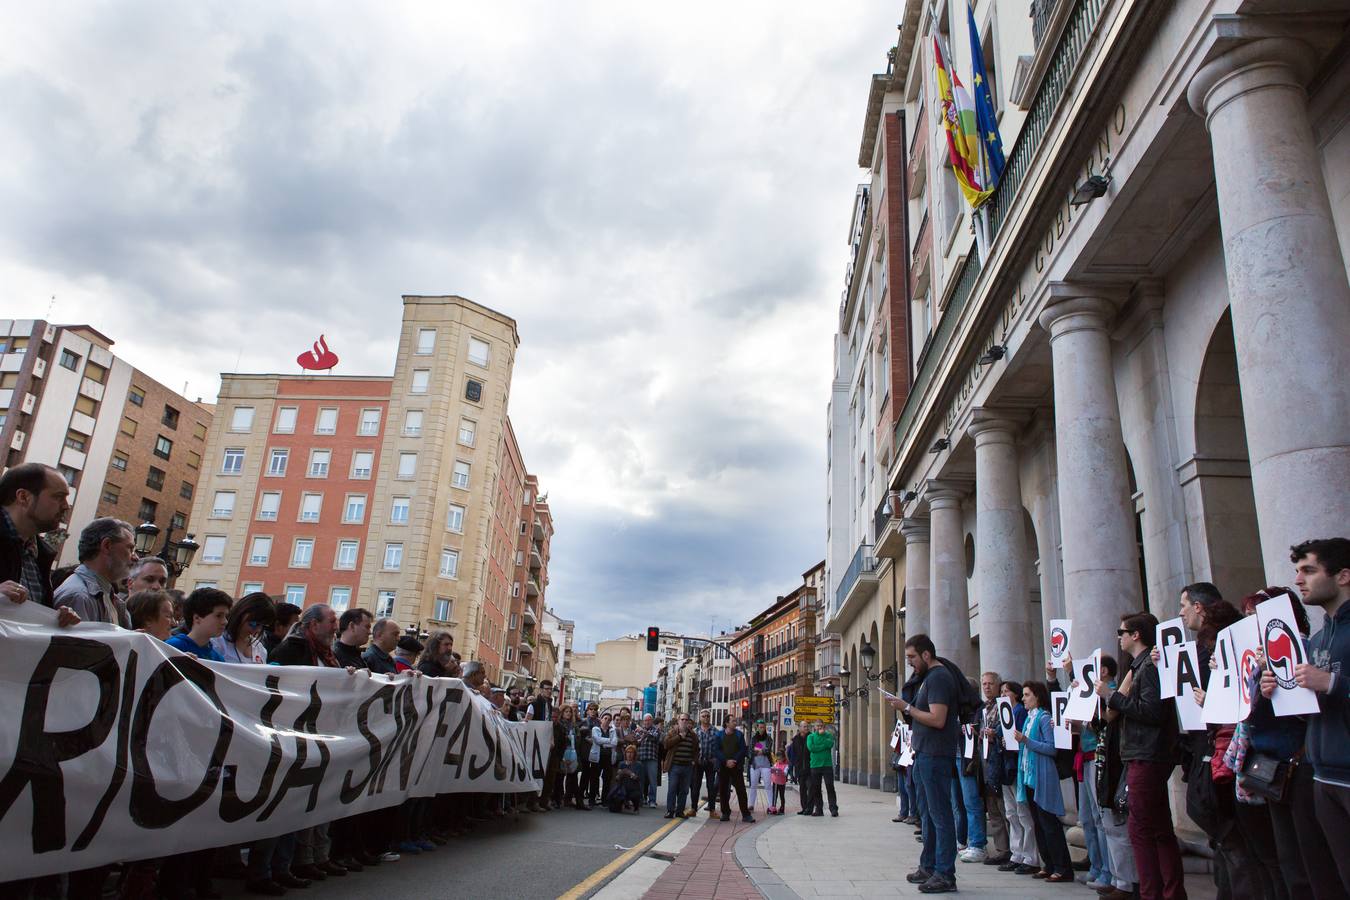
1264;618;1300;691
1048;619;1072;668
1254;594;1320;717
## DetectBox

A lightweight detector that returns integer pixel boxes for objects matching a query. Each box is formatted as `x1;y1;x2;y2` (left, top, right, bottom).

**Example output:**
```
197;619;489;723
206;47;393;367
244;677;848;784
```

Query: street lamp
134;521;199;585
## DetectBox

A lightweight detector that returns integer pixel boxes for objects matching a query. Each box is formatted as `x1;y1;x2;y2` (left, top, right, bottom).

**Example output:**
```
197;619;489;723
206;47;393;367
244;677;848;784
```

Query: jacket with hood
1307;601;1350;785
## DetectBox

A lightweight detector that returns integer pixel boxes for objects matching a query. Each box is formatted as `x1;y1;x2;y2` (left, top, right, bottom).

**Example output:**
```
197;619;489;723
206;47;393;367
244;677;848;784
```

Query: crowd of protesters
885;537;1350;898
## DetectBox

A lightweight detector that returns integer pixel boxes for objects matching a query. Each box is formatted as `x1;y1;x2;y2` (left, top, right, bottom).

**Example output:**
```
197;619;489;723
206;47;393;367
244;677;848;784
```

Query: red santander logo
298;335;339;371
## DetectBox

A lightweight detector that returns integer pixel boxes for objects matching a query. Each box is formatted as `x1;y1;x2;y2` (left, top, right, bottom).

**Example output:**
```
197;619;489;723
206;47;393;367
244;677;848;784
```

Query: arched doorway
1186;309;1263;601
881;608;898;791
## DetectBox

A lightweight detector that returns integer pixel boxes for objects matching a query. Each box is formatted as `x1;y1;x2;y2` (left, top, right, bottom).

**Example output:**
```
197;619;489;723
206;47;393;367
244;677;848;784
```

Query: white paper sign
1156;617;1186;699
0;601;551;881
962;724;976;759
1256;595;1321;716
1051;692;1072;749
1203;617;1263;724
1049;618;1073;668
1170;640;1206;731
890;721;904;752
898;725;914;766
1064;649;1103;722
997;697;1019;751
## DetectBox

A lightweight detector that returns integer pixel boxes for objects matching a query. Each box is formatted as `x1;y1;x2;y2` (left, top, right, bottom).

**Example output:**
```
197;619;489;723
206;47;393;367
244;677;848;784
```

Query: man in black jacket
332;608;372;669
0;463;78;624
1098;611;1183;900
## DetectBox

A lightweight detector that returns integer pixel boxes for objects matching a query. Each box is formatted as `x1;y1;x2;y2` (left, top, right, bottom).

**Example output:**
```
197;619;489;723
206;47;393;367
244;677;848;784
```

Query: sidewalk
641;812;762;900
747;781;1219;899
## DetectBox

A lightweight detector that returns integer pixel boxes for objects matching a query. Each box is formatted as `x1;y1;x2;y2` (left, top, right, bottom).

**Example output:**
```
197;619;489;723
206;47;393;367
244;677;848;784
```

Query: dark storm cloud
0;1;895;650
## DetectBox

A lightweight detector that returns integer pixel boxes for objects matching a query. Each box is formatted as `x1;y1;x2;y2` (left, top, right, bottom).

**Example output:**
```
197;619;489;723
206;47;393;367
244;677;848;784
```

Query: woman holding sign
1013;681;1073;883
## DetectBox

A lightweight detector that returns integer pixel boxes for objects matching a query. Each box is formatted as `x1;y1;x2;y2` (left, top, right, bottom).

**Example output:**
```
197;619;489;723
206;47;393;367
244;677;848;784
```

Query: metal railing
1031;0;1059;47
873;495;894;544
834;543;878;611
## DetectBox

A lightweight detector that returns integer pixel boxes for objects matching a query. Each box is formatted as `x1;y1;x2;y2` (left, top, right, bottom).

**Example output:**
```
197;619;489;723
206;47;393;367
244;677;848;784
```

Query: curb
733;814;803;900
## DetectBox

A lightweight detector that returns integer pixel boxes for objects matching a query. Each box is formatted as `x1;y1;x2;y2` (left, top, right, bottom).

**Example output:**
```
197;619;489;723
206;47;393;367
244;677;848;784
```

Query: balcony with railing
874;493;905;559
833;543;879;622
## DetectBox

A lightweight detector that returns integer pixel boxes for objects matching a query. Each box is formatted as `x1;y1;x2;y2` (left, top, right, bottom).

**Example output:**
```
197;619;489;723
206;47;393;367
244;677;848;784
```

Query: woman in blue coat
1014;680;1073;882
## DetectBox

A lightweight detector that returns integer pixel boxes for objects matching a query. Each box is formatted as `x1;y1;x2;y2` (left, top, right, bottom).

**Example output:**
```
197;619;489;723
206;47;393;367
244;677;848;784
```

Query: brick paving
642;813;763;900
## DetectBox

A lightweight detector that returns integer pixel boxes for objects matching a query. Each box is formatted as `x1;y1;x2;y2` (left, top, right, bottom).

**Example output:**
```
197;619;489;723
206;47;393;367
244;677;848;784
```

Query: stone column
1038;289;1142;658
926;482;976;673
968;411;1034;681
1188;37;1350;583
901;517;930;675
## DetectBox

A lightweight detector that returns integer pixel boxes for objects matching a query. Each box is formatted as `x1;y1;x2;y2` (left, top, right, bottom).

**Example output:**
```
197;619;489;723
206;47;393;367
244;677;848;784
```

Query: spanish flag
933;37;990;208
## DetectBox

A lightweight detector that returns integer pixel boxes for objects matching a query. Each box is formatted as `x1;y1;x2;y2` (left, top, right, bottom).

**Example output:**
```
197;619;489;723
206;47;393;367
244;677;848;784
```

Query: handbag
1239;751;1293;803
560;732;579;775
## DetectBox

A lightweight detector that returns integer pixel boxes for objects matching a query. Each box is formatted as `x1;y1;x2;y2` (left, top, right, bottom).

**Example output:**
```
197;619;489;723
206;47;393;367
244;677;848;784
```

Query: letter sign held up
997;697;1019;751
1051;692;1072;749
1156;617;1186;699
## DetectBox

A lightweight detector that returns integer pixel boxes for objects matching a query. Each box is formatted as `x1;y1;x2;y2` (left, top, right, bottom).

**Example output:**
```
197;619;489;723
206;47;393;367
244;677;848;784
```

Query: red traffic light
740;699;750;712
646;627;660;651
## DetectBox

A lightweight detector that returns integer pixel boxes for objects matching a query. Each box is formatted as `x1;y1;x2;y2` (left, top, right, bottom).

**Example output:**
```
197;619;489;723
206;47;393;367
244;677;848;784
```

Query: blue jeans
666;764;693;814
915;752;957;878
1080;759;1112;883
957;759;986;850
642;759;660;804
896;767;911;817
948;761;967;846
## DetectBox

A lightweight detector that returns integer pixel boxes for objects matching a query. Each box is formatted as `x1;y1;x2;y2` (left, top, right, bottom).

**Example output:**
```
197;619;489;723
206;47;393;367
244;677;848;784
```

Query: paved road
213;790;678;900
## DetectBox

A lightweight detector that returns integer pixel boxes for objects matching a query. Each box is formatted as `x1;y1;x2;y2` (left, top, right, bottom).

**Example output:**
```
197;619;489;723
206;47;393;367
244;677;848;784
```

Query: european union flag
967;1;1006;190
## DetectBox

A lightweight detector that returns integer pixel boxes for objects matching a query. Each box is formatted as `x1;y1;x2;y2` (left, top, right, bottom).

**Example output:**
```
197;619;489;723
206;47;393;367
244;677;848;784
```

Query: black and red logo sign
1050;627;1068;659
1264;618;1300;691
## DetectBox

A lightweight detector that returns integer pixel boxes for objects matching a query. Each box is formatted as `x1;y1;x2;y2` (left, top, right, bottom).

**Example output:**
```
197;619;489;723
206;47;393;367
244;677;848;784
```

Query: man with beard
0;463;79;626
54;517;136;627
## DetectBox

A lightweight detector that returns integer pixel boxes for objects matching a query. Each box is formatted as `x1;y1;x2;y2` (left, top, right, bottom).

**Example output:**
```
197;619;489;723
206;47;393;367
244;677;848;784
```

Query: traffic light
740;699;750;716
646;626;660;651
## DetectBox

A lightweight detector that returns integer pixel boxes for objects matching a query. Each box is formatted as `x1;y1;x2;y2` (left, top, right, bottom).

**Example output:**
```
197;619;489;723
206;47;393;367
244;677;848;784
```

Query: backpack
936;657;984;724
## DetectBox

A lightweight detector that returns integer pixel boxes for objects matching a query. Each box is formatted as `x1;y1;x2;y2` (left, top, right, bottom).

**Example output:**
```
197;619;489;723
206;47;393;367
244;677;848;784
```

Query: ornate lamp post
133;522;199;587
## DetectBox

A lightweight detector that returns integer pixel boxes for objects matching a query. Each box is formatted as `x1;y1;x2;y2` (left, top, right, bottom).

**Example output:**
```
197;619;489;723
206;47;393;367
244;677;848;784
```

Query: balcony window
439;549;459;579
329;587;351;613
343;494;366;524
315;407;337;435
458;418;476;446
201;535;226;563
307;450;330;477
410;370;430;394
397;452;417;479
335;540;359;570
211;491;236;518
138;498;158;522
291;538;314;567
390;497;410;524
468;337;490;367
145;467;165;491
248;537;272;565
154;436;172;459
416;328;436;355
359;408;381;436
230;406;255;432
351;450;374;479
299;493;322;522
221;449;245;475
403;410;423;436
162;406;179;429
452;461;470;490
257;491;281;521
433;597;452;622
274;406;298;433
446;503;465;534
383;543;403;570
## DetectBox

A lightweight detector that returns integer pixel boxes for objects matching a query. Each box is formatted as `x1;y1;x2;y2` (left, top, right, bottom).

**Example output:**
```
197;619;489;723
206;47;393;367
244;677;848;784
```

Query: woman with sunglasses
210;591;276;664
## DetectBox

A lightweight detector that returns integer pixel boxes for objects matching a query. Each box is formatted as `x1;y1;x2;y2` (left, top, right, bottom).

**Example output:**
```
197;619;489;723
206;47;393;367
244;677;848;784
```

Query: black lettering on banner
442;689;472;777
381;682;422;793
259;682;330;819
529;727;547;779
341;685;394;803
74;648;139;850
0;636;120;854
467;714;497;780
372;683;407;794
1176;645;1202;696
414;686;451;785
129;656;235;829
220;675;286;822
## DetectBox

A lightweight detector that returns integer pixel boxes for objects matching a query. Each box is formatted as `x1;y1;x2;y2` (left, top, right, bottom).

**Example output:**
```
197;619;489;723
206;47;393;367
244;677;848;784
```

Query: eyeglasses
247;620;262;630
1116;629;1132;636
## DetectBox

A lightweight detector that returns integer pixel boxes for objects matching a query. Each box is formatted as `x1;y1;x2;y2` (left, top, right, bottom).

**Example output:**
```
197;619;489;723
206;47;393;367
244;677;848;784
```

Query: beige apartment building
180;296;527;674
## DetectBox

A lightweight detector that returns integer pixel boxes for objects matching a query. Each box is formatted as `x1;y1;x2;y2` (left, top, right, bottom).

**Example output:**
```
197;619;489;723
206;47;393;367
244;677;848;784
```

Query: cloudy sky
1;1;896;651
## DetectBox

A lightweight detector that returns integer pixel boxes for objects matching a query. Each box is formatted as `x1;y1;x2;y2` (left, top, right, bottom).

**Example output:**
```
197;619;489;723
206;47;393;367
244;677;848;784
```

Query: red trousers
1126;760;1188;900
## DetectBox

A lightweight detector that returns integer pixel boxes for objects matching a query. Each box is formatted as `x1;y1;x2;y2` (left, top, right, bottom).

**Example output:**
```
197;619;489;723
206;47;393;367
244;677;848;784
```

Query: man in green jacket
804;720;838;817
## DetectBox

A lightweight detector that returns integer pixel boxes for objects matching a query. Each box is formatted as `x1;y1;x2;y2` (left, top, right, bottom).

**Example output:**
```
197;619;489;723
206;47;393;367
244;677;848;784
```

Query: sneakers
959;847;987;863
918;874;957;894
378;851;400;863
397;841;422;854
1084;877;1110;890
906;868;934;884
983;853;1011;866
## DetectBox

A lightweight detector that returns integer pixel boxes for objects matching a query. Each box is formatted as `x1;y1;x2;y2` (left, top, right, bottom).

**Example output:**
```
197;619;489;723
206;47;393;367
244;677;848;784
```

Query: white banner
0;601;552;881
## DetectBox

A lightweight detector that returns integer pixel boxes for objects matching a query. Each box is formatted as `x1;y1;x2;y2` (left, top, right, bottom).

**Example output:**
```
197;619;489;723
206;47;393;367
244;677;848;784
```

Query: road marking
556;816;685;900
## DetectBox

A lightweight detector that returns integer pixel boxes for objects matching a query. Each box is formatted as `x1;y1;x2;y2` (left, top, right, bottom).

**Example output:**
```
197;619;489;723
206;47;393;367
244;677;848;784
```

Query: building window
335;540;359;570
416;328;436;355
397;452;417;479
468;337;490;367
201;535;226;563
452;461;470;490
376;590;396;618
154;436;173;459
257;491;281;521
145;467;165;491
59;349;81;371
248;536;272;565
410;370;430;394
291;538;314;567
403;410;423;436
315;407;338;435
63;430;87;452
187;450;201;470
241;582;264;595
179;481;193;500
121;417;138;438
266;448;288;476
509;613;518;630
511;582;520;598
102;485;120;505
446;503;465;534
129;386;145;407
84;362;106;384
299;493;322;522
464;379;483;403
284;584;306;605
439;549;459;579
351;451;374;479
458;418;476;446
211;491;236;518
221;448;245;475
230;406;255;432
383;543;403;570
307;449;330;477
171;512;187;530
111;452;128;471
162;406;179;429
433;597;452;622
193;421;208;440
515;550;524;566
329;587;351;613
506;646;515;663
520;521;527;535
343;494;366;524
266;407;295;435
359;408;381;436
75;395;97;417
390;497;410;524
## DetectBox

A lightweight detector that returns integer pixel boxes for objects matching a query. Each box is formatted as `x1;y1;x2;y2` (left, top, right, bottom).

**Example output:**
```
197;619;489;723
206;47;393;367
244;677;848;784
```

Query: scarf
1016;709;1045;802
306;626;339;667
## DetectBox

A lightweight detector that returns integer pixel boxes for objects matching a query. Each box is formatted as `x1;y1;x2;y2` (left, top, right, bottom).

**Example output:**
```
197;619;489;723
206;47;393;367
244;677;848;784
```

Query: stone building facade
827;0;1350;791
